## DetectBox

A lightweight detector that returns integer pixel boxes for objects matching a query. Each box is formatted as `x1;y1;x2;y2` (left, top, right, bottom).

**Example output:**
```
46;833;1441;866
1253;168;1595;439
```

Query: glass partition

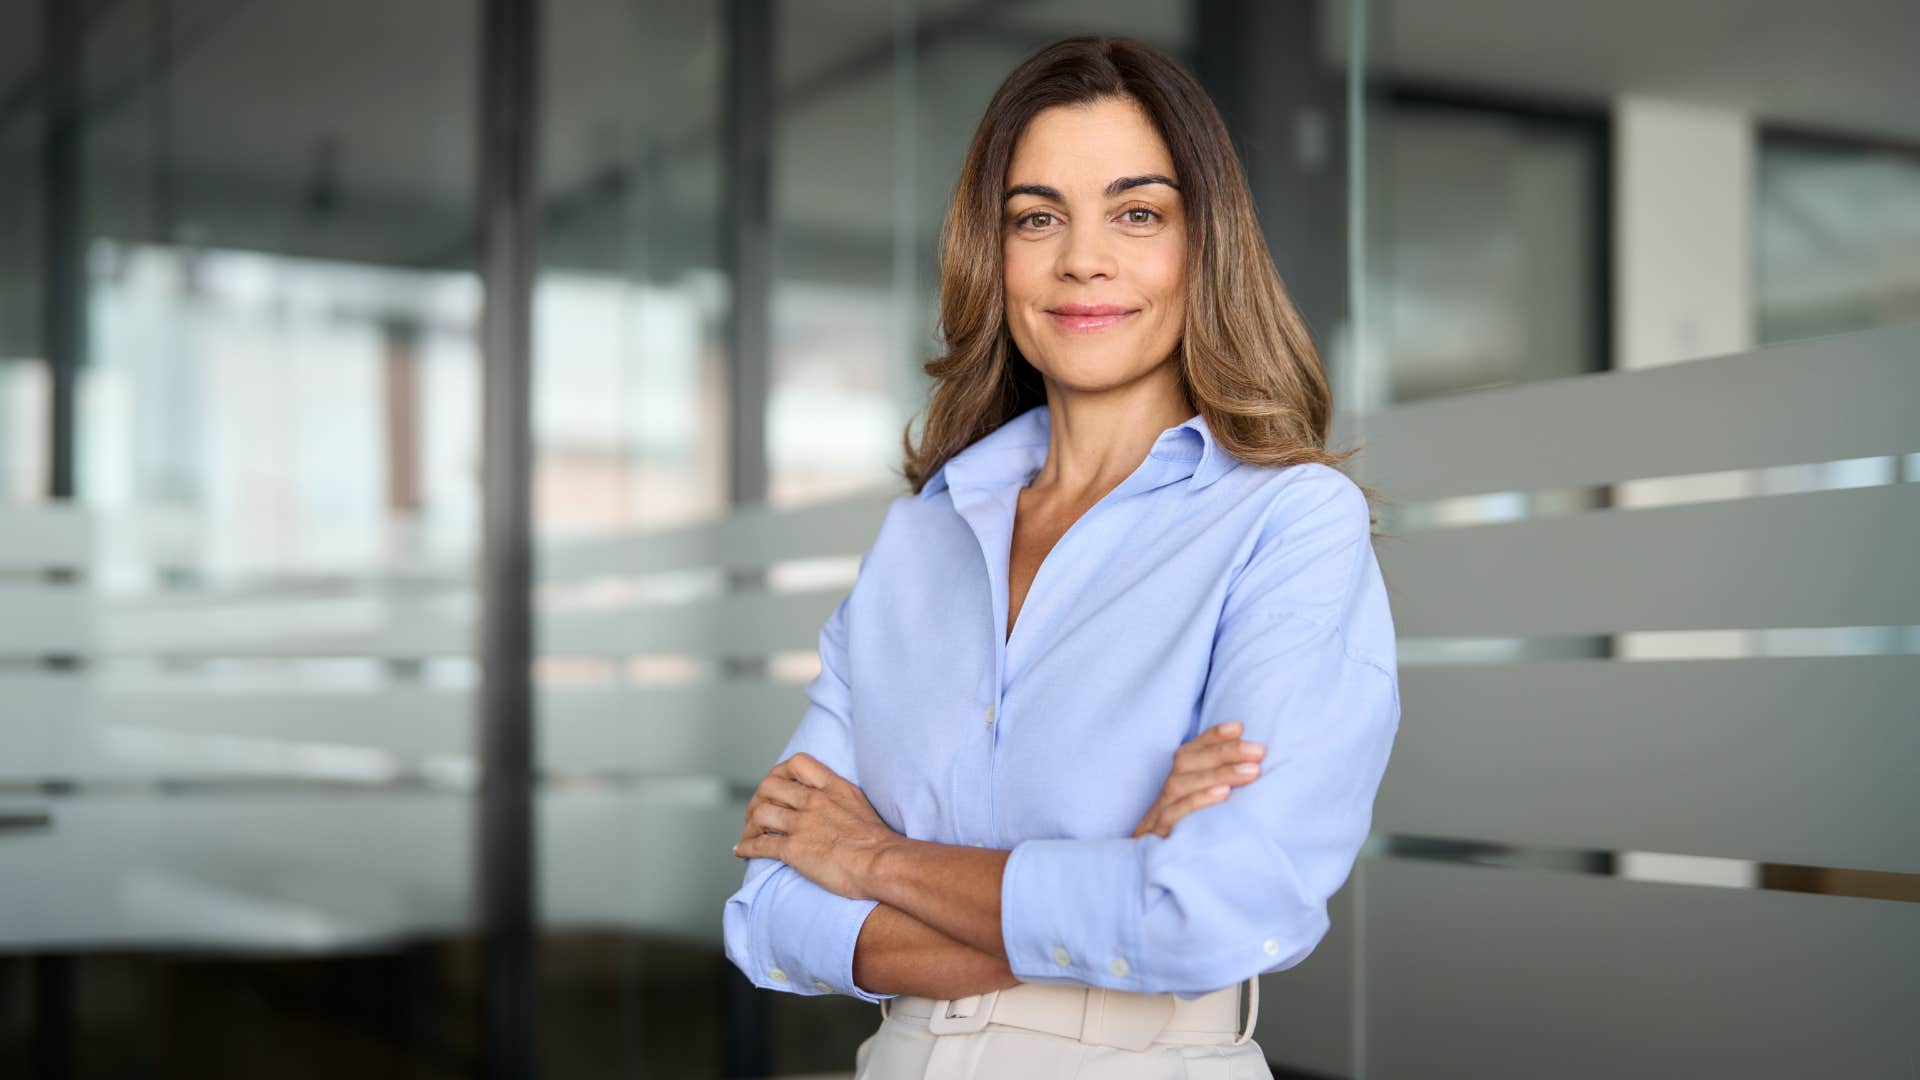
0;0;484;1073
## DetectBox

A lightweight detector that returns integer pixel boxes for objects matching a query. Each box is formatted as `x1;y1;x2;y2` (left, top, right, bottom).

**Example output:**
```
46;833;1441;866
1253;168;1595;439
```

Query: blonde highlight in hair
901;35;1371;514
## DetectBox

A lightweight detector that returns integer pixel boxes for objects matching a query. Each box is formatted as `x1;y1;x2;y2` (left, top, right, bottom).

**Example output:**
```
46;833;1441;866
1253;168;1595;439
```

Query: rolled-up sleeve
722;592;895;1003
999;474;1401;997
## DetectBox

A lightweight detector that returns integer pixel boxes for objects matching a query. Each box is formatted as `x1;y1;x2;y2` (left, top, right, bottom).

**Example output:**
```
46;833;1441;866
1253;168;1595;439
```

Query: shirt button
984;703;996;725
1262;939;1280;956
768;968;788;982
1052;946;1071;967
813;979;831;992
1110;956;1130;977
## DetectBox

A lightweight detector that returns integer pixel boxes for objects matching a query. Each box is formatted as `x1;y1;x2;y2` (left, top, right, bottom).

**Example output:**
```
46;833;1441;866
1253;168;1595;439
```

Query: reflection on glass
1758;135;1920;344
1;0;485;1072
1362;97;1604;405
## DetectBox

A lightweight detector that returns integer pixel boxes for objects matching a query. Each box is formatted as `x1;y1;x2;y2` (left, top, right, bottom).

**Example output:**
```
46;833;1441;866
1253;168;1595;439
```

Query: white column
1613;96;1755;373
1612;97;1757;661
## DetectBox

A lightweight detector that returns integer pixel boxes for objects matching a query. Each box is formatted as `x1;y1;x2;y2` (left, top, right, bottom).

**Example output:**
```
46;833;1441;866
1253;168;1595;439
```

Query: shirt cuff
1000;835;1147;988
754;867;893;1002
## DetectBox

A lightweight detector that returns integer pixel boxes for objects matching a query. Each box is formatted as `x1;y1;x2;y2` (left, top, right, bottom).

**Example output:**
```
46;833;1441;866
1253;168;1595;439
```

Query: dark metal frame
1195;0;1349;341
724;0;774;509
42;0;83;502
720;4;776;1074
476;0;540;1076
33;4;84;1074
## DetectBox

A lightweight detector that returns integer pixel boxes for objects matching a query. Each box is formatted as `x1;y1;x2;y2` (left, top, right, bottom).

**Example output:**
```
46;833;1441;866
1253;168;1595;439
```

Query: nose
1056;220;1118;283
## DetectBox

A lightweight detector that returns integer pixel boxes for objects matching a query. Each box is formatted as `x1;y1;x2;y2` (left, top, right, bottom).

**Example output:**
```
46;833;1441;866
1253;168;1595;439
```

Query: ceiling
0;0;1913;276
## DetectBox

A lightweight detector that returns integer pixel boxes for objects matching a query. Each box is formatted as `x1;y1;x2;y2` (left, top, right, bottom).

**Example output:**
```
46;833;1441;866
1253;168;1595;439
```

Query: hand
732;752;900;901
1131;721;1266;839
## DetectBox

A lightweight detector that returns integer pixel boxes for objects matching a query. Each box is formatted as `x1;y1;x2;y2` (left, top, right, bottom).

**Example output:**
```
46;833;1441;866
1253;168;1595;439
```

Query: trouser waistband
879;976;1258;1052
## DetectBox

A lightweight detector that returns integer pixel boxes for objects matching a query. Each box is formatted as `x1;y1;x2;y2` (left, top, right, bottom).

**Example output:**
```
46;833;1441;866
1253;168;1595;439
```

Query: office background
0;0;1915;1077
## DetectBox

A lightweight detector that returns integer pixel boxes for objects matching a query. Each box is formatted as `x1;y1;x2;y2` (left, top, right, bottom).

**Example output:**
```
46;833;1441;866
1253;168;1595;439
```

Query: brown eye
1018;211;1055;230
1123;208;1158;225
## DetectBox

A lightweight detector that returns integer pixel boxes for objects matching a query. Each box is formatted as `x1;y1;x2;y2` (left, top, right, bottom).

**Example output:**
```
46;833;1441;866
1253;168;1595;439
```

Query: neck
1030;367;1193;498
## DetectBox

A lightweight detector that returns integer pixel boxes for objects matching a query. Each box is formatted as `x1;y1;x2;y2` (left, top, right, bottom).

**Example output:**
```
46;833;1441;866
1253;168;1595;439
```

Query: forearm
866;838;1011;960
852;902;1021;999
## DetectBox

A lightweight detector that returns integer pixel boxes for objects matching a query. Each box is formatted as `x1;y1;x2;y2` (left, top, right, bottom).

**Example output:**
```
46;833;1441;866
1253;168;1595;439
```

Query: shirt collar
918;403;1235;500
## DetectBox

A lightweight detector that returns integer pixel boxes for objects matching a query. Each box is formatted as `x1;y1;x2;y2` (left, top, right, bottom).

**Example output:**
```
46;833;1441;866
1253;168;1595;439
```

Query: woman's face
1001;95;1187;394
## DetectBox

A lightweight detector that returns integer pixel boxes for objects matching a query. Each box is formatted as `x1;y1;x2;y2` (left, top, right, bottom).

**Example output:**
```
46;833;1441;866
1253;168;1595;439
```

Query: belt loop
1231;976;1259;1045
879;995;891;1022
1079;986;1174;1052
926;991;997;1036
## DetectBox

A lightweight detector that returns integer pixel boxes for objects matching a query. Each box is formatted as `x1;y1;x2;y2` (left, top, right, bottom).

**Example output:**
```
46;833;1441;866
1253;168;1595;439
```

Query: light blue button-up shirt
722;402;1400;1002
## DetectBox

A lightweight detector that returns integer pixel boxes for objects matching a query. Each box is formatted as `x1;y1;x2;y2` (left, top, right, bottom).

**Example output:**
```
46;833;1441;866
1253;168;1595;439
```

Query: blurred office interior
0;0;1915;1076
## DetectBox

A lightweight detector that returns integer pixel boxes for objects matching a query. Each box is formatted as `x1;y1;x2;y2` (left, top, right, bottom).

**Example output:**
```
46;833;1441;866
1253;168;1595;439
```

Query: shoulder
1236;462;1373;554
1216;463;1376;626
849;490;942;581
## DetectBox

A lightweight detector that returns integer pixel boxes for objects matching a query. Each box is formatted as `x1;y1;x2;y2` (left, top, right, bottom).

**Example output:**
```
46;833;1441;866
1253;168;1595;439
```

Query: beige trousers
852;979;1273;1080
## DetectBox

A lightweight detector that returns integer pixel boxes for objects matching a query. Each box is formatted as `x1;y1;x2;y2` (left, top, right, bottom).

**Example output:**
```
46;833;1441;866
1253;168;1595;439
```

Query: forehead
1006;97;1176;188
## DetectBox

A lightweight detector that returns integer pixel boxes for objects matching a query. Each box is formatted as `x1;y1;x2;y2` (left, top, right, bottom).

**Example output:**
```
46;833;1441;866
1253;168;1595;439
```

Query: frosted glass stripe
0;674;807;785
1342;322;1920;500
540;490;893;581
1377;655;1919;875
1361;858;1918;1078
1382;484;1920;636
0;791;743;950
0;505;91;569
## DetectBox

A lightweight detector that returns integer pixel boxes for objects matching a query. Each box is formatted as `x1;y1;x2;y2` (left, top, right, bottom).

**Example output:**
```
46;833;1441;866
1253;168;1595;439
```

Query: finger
1157;783;1232;832
1196;721;1244;746
1132;800;1165;838
1156;758;1259;808
738;796;764;842
746;801;797;836
1181;737;1265;773
1173;723;1235;764
733;833;782;860
1175;726;1252;768
756;774;815;811
738;811;785;844
1152;745;1259;795
780;752;838;789
1211;759;1262;786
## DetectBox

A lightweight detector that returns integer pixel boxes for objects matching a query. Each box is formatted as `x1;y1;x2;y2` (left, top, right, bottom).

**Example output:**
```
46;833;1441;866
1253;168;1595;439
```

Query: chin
1030;349;1157;392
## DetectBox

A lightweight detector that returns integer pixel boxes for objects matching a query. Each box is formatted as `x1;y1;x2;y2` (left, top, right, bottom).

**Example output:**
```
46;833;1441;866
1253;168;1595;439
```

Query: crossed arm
730;750;1017;999
730;722;1268;1001
850;857;1021;1000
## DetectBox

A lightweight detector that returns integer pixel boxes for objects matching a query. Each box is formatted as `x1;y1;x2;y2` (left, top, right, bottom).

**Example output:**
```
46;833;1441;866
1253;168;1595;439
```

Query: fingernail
1235;762;1259;775
1221;722;1242;735
1245;742;1265;757
1208;784;1229;797
730;844;739;855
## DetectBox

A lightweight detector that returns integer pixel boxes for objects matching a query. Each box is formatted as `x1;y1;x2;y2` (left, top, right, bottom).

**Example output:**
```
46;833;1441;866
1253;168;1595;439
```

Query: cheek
1143;238;1186;311
1002;246;1046;307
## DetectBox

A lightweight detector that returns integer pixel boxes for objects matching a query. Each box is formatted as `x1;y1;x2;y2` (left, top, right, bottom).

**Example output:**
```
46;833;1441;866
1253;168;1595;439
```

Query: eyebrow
1002;174;1181;202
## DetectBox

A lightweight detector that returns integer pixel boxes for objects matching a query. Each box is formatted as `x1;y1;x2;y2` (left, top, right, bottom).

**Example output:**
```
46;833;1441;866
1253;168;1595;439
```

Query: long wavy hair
900;35;1371;513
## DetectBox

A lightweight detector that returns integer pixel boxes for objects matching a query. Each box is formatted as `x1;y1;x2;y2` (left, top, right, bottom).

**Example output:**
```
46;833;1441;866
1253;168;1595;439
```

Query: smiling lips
1046;302;1139;333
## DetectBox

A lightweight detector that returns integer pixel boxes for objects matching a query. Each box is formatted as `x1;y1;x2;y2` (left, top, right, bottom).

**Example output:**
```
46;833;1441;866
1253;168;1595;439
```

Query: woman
723;35;1399;1079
